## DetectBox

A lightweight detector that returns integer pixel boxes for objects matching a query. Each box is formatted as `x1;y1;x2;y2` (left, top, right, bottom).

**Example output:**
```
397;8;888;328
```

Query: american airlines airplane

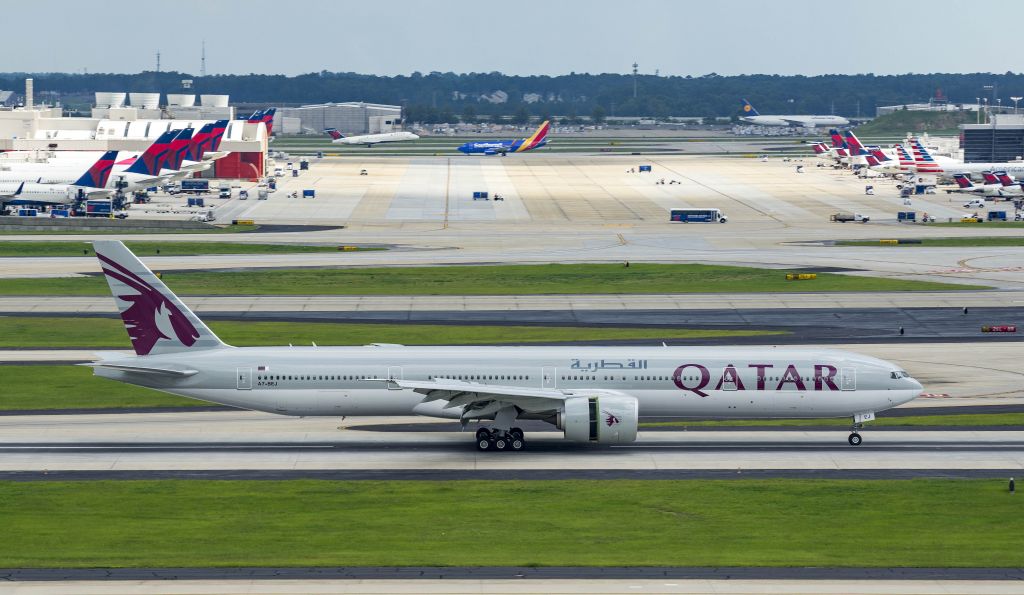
325;128;420;147
741;99;850;128
87;241;923;451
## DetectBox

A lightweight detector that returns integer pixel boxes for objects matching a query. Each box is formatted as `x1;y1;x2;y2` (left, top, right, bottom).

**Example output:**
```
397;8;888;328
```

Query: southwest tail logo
515;120;549;152
72;150;118;188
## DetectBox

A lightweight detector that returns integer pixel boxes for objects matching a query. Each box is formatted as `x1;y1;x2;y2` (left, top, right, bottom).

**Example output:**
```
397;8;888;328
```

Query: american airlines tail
909;138;943;174
93;240;227;356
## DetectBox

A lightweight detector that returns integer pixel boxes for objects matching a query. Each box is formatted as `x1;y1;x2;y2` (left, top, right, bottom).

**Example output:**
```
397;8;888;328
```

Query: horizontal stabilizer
80;362;199;376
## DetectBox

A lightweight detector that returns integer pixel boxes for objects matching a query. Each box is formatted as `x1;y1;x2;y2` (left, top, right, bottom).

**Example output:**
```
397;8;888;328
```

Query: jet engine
556;394;638;444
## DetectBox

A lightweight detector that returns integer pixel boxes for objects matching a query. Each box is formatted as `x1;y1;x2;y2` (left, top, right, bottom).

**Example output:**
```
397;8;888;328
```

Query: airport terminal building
0;88;269;179
961;114;1024;163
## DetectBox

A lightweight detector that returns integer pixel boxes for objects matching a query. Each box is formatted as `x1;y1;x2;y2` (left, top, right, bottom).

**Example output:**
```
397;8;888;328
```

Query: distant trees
591;105;606;124
5;70;1024;124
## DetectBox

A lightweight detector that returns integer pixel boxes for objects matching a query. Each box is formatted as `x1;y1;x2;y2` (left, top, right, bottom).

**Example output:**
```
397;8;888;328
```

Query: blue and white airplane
457;121;550;156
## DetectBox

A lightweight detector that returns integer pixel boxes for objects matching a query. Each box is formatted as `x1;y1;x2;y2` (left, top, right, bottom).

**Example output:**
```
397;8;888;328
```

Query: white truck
830;212;870;223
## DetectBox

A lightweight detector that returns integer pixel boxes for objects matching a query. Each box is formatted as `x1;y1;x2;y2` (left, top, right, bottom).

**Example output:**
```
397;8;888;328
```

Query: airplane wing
372;378;568;416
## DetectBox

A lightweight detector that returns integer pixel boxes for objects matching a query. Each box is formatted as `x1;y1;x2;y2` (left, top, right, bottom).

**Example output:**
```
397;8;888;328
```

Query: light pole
977;97;981;124
1012;96;1022;114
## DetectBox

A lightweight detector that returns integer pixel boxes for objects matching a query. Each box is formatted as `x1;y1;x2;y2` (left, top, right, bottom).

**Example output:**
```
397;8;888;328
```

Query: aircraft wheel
510;427;524;441
494;436;510;451
477;437;493;451
848;432;863;446
510;436;526;451
476;428;492;442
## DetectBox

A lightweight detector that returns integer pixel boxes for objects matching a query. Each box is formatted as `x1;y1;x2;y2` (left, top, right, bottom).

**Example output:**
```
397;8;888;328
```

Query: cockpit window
890;370;911;379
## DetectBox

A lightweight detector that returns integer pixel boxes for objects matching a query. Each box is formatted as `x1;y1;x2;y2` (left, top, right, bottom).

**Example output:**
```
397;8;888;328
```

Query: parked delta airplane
910;139;1024;181
86;241;923;451
457;121;550;156
0;151;117;205
325;128;419;147
740;99;849;127
238;108;276;136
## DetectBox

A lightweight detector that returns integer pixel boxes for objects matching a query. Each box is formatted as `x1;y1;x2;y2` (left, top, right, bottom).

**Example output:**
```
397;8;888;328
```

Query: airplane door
721;366;739;391
236;367;252;390
542;367;556;389
840;368;856;391
387;366;403;390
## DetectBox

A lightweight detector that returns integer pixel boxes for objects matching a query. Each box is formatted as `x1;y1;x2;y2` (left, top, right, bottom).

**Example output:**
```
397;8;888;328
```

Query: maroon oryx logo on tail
97;253;199;355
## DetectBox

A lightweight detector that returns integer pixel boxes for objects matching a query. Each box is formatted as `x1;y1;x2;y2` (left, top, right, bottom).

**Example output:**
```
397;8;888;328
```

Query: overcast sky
2;0;1019;77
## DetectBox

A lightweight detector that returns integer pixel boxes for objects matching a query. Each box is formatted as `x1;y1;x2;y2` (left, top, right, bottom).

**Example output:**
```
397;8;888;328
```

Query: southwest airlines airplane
457;121;550;155
87;241;922;451
740;99;849;127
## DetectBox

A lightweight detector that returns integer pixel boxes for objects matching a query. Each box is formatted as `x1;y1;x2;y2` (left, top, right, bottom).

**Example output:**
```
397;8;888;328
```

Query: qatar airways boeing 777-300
86;241;923;451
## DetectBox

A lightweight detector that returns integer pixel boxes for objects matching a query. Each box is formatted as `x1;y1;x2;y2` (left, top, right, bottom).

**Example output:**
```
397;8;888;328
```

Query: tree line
2;70;1020;121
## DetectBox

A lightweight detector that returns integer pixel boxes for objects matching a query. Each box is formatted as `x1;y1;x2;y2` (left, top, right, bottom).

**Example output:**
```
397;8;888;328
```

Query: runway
1;411;1021;474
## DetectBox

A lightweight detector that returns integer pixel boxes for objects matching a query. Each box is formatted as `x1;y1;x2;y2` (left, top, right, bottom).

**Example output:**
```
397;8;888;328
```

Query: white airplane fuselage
333;131;420;146
743;115;850;127
97;345;921;420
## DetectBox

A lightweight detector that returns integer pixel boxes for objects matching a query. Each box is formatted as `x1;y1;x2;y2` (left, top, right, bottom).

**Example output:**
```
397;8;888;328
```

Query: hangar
0;85;269;180
275;101;402;135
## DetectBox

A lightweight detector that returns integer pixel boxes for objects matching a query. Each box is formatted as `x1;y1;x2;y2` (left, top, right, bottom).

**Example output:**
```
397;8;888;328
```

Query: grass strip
0;317;780;350
0;241;377;257
838;237;1024;247
0;263;986;296
1;479;1020;567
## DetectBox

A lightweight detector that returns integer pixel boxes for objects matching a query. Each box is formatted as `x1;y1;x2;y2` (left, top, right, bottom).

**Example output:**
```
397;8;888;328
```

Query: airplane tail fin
981;171;999;185
844;130;864;153
811;142;826;154
261;108;276;136
207;120;229;154
517;120;550;152
865;155;881;167
869;147;890;162
996;171;1015;186
953;174;974;189
909;138;942;172
325;128;344;140
93;240;228;356
828;129;846;148
185;123;215;162
741;99;760;116
164;128;194;171
125;130;178;176
72;150;118;188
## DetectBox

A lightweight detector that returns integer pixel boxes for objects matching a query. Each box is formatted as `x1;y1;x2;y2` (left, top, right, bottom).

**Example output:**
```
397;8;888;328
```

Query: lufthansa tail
93;241;228;356
740;99;760;116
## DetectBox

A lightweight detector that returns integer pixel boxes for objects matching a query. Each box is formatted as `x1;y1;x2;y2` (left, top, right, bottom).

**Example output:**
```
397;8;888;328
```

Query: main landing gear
476;427;525;452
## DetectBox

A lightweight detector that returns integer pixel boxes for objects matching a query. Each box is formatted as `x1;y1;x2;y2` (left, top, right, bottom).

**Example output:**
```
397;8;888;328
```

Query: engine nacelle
557;394;638;444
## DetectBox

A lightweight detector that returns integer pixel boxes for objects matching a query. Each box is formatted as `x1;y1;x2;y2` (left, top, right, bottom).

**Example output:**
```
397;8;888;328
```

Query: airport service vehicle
963;198;987;209
324;128;420;147
669;208;727;223
740;99;849;128
85;241;922;450
457;121;550;156
831;212;870;223
181;179;210;194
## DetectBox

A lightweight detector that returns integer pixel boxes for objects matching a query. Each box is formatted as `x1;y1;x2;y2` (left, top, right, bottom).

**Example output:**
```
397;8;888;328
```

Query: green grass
0;365;203;410
0;263;986;296
838;237;1024;247
925;221;1024;228
853;110;978;136
1;479;1020;567
0;225;260;235
0;241;378;257
641;413;1024;428
0;316;779;350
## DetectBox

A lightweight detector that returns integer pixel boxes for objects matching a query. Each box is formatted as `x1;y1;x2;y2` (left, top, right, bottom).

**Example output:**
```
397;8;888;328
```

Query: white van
963;198;987;209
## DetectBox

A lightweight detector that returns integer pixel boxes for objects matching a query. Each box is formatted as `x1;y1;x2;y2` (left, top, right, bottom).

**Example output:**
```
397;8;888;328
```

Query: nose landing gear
848;431;863;446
